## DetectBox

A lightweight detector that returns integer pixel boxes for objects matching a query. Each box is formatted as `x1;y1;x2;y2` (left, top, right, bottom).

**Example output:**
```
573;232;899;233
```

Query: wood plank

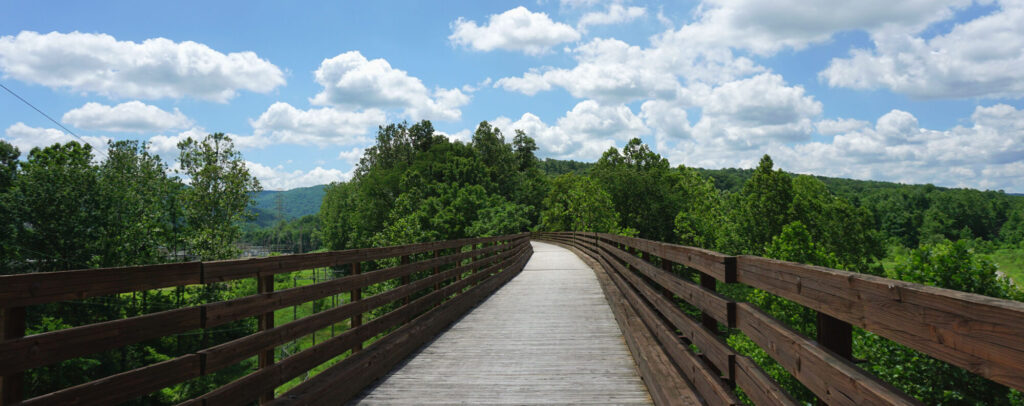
580;246;700;406
596;233;735;282
203;234;525;282
605;257;740;405
0;307;201;376
598;239;733;327
599;242;736;380
19;354;202;406
736;255;1024;391
733;356;798;406
0;262;202;307
735;303;919;406
203;242;516;328
352;240;649;405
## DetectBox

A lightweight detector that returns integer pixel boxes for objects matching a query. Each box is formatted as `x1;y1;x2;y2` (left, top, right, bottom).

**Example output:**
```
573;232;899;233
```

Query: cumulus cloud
3;122;110;153
577;4;646;32
671;0;970;56
496;36;762;103
815;118;870;135
493;100;646;160
0;31;285;102
250;102;384;146
338;147;364;163
766;104;1024;190
449;7;580;55
61;101;192;133
148;127;271;154
692;73;823;148
246;161;351;190
820;1;1024;99
311;51;468;121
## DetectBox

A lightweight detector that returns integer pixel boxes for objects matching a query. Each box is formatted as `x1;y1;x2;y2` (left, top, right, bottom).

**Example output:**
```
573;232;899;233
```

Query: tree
177;133;261;260
592;138;681;241
738;155;793;254
538;174;619;233
673;166;722;249
0;140;20;268
10;142;103;271
97;140;181;267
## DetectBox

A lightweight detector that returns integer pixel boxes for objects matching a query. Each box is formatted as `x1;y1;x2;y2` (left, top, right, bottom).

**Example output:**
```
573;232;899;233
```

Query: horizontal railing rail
535;231;1024;406
0;233;532;406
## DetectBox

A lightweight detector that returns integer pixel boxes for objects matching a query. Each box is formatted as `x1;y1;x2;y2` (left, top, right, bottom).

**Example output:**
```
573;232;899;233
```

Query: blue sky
2;0;1023;191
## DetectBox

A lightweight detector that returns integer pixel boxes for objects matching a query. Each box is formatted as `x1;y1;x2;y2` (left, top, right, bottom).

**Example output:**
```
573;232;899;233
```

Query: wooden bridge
2;232;1023;405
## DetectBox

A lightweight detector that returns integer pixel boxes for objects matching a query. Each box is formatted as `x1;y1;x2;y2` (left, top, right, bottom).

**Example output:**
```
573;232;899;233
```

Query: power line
0;82;108;159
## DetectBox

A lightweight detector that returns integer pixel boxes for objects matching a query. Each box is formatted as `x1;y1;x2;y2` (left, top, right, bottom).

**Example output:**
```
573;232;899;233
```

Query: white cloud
250;102;384;146
148;127;271;154
815;118;870;135
438;129;473;143
821;1;1024;99
640;99;692;149
449;7;580;55
692;73;823;148
496;35;762;103
311;51;468;121
3;122;110;154
61;101;192;133
338;147;364;163
0;31;285;102
246;161;351;190
577;4;646;32
494;100;646;160
671;0;970;56
764;104;1024;190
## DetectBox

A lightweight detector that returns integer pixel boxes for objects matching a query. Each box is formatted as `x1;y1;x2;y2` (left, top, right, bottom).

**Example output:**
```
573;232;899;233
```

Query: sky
1;0;1023;192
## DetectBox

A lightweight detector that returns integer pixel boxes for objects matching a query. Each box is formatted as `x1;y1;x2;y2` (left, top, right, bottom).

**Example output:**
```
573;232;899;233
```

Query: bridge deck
352;240;652;405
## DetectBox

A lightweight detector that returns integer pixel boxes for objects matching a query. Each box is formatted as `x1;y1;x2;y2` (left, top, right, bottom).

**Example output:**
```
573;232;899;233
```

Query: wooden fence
535;231;1024;406
0;233;532;406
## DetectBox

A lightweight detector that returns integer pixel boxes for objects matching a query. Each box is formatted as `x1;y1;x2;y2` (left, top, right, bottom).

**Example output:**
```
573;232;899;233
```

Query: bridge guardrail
0;233;532;405
536;231;1024;406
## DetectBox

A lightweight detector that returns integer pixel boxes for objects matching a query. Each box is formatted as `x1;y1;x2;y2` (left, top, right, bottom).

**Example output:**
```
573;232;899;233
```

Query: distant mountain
248;185;327;227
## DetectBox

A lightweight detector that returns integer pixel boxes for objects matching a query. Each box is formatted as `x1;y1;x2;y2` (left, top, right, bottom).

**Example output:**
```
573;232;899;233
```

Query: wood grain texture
735;303;920;406
736;255;1024;391
349;241;653;405
18;354;202;406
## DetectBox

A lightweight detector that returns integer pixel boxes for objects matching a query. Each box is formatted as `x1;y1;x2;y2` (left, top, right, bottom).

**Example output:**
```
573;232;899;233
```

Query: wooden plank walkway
351;240;653;405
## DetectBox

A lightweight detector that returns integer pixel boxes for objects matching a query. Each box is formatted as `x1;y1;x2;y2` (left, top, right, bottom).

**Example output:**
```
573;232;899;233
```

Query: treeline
0;134;262;402
318;123;1023;404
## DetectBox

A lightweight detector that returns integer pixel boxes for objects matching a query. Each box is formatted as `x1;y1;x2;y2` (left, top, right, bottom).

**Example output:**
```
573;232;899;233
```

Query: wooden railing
0;233;532;405
536;231;1024;406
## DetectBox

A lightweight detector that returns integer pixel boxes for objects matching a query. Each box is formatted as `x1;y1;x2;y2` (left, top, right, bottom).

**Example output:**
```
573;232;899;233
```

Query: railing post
1;306;26;406
401;255;411;305
351;262;362;353
257;274;275;404
817;312;852;361
433;250;440;293
700;273;719;334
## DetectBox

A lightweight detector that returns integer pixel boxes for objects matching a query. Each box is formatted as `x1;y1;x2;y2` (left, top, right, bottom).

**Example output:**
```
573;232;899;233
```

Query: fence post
699;273;719;334
433;250;440;293
257;274;275;404
817;312;852;361
351;262;363;353
1;306;26;406
401;255;411;305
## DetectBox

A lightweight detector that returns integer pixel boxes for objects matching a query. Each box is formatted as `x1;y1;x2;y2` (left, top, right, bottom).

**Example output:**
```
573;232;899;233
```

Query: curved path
352;240;652;404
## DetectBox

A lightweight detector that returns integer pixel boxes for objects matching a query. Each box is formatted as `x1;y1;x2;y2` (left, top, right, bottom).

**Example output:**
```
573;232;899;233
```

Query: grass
989;246;1024;286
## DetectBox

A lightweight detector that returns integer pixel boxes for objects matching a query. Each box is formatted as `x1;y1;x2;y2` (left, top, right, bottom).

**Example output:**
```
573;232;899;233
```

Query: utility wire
0;82;108;159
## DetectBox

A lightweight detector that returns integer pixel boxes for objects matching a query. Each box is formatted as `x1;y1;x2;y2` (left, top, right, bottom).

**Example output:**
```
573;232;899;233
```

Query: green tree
0;140;20;268
673;166;722;249
177;133;261;260
592;138;681;241
738;155;793;254
539;174;619;233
